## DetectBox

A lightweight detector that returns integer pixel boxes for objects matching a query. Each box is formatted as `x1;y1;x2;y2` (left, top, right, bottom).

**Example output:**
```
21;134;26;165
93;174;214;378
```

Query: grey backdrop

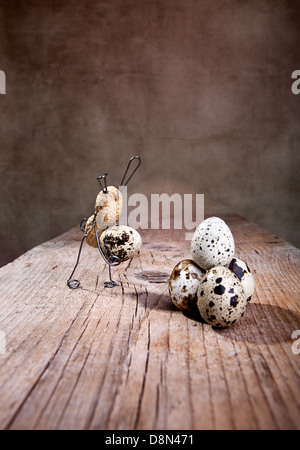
0;0;300;267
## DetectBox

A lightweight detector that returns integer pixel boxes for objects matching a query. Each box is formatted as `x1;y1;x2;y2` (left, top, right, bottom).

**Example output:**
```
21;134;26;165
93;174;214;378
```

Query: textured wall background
0;0;300;266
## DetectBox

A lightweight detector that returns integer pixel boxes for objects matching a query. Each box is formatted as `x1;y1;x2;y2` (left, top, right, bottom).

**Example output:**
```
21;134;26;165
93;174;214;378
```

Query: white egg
169;259;206;311
229;257;255;302
197;266;247;328
191;217;235;270
100;225;141;262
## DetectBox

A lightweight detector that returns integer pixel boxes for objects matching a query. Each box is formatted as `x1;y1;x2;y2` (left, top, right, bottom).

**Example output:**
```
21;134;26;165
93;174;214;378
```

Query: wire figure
67;156;141;289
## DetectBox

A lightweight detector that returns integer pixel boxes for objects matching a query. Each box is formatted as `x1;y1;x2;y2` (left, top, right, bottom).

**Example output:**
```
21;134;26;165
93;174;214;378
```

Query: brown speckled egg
169;259;206;311
197;266;247;328
100;225;141;262
229;257;255;302
191;217;235;270
95;186;123;229
84;215;103;248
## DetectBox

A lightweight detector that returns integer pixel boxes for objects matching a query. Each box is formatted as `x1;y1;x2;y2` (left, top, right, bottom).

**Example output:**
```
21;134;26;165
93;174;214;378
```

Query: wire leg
67;234;87;289
94;220;120;288
104;265;117;288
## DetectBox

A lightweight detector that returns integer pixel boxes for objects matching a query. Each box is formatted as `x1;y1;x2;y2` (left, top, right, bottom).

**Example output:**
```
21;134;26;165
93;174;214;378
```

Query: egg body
84;215;103;248
191;217;235;270
169;259;206;311
100;225;141;262
95;186;123;229
229;257;255;302
197;266;247;327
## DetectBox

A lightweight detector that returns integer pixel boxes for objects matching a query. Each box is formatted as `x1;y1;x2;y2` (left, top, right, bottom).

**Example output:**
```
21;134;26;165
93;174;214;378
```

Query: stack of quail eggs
169;217;255;328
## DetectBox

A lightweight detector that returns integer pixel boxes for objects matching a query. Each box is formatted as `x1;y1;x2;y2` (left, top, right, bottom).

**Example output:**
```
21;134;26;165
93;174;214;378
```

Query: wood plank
0;210;299;430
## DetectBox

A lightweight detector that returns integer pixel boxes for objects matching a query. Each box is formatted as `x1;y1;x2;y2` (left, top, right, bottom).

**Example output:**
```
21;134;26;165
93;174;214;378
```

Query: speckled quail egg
169;259;206;311
229;257;255;302
197;266;247;328
191;217;235;270
84;215;103;248
100;225;141;262
95;186;123;229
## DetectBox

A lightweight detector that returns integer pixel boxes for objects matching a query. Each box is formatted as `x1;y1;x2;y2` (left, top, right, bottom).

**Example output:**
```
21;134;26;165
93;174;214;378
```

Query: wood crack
134;319;151;429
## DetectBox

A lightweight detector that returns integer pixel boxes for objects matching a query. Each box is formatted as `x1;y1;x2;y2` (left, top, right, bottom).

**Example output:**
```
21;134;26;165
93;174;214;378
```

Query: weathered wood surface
0;212;299;430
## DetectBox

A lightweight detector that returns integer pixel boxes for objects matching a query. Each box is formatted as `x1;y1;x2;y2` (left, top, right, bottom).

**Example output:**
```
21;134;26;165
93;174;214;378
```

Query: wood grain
0;206;299;430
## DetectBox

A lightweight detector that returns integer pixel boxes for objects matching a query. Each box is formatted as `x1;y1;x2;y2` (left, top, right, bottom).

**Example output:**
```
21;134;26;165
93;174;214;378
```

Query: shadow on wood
213;302;300;345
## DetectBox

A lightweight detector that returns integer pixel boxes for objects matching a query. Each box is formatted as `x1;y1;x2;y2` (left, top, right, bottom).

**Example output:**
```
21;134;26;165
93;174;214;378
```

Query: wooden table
0;212;299;430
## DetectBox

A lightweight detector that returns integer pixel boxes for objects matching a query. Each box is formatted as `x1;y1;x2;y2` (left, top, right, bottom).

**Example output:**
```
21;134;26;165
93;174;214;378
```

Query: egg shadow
125;289;180;312
211;302;300;345
183;307;207;324
120;279;300;345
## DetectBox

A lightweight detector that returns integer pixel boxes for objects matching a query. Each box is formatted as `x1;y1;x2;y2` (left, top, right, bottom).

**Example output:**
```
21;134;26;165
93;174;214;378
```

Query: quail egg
169;259;206;311
100;225;141;262
95;186;123;229
229;257;255;302
197;266;247;328
84;215;103;248
191;217;235;270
